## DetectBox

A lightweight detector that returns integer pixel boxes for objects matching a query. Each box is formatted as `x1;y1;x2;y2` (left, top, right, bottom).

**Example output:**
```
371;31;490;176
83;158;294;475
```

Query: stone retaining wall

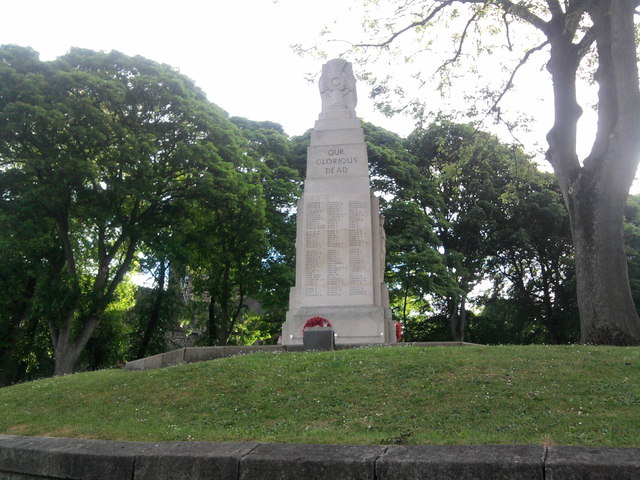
1;435;638;479
124;342;476;371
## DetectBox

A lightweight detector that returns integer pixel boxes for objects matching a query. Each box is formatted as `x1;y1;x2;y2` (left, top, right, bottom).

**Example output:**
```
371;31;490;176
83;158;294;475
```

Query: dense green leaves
0;46;266;375
401;120;537;340
363;119;581;344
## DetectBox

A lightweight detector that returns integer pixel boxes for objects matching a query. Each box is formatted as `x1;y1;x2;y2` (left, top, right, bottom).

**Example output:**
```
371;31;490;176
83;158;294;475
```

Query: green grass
0;346;638;446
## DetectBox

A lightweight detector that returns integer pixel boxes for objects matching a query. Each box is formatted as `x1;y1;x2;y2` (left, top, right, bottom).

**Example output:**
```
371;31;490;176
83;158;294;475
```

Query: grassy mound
0;345;638;446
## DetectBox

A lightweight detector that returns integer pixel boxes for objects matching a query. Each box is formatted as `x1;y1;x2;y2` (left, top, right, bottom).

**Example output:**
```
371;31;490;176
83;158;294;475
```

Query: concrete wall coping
124;342;479;371
1;435;638;479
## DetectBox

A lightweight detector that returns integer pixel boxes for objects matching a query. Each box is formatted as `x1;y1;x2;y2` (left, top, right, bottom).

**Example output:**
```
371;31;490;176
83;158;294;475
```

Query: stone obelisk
282;59;395;345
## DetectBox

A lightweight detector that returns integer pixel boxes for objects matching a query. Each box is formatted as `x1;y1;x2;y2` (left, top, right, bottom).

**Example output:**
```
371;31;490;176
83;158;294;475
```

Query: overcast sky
1;0;418;137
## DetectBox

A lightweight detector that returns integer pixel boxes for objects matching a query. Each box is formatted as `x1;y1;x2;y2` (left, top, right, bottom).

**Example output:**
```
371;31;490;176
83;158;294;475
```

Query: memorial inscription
307;143;367;180
300;194;373;305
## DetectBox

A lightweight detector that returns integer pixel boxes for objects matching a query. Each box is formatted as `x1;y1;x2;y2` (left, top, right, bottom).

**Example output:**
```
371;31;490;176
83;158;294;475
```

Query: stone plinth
282;59;395;345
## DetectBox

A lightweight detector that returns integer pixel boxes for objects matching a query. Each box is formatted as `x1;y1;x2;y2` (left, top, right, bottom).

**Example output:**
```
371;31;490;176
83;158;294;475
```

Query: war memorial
281;58;396;346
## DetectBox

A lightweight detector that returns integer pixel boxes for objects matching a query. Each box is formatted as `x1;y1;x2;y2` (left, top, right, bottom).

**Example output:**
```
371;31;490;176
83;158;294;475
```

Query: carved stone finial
319;59;357;118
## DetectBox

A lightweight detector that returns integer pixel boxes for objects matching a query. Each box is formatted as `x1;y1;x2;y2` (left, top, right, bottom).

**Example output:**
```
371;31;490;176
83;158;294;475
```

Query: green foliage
383;199;450;322
347;0;640;345
625;194;640;309
0;346;638;447
485;176;579;344
5;40;639;374
186;172;268;345
81;279;137;370
468;298;548;345
362;121;418;197
230;117;302;341
126;257;188;359
394;119;545;340
356;118;580;346
0;45;261;374
226;313;275;346
401;314;450;342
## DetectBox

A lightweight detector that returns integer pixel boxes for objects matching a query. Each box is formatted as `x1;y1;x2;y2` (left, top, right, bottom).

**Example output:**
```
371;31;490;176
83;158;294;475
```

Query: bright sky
1;0;415;137
0;0;623;184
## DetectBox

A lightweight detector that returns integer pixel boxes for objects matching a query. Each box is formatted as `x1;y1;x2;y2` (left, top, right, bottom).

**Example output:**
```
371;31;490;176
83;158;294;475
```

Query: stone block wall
1;435;638;479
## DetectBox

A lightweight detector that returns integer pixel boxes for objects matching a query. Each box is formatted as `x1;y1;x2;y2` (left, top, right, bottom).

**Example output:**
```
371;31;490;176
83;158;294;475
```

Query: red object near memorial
302;316;332;331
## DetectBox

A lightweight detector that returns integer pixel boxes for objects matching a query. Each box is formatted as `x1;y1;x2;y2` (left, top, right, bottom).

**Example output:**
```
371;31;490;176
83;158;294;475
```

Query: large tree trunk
544;0;640;345
52;310;103;376
52;319;80;376
54;346;82;377
571;188;640;344
51;221;139;374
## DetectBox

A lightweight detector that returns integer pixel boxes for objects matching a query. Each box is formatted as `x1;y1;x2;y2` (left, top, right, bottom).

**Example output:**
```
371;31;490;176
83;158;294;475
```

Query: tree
335;0;640;345
129;251;186;360
0;46;249;374
231;117;302;341
486;173;579;344
185;169;268;346
624;194;640;310
383;199;451;330
357;123;452;333
0;203;55;384
403;120;533;340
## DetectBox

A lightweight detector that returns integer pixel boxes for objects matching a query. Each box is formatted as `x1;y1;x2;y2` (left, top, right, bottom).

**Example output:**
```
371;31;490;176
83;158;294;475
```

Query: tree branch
496;0;550;32
546;0;564;17
55;214;77;281
606;0;640;182
355;1;456;49
544;30;583;188
575;25;597;60
502;11;514;51
483;40;550;125
436;9;480;73
105;236;138;301
228;286;246;341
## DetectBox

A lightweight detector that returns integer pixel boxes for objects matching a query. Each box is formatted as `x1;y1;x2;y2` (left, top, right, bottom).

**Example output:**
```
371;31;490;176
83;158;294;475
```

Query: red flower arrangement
302;316;332;331
395;321;403;342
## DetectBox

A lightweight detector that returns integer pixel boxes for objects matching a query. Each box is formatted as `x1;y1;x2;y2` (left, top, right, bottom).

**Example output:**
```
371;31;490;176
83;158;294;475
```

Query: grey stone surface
319;59;357;118
0;473;44;479
126;345;286;371
221;346;281;357
125;351;167;371
281;344;306;352
1;436;640;479
545;446;640;480
134;441;259;480
159;347;185;367
183;346;227;363
123;356;150;371
0;473;52;479
0;436;39;475
376;445;544;480
303;327;335;351
240;443;386;480
0;435;144;479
